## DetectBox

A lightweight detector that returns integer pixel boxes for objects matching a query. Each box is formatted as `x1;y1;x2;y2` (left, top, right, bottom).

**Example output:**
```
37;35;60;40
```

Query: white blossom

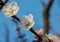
2;1;19;17
19;14;35;30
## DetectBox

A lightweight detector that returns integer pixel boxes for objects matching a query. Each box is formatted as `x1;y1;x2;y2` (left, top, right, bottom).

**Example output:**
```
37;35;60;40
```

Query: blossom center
25;21;30;26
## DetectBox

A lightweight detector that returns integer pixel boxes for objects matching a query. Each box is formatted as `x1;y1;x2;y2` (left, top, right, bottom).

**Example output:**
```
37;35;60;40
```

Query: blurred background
0;0;60;42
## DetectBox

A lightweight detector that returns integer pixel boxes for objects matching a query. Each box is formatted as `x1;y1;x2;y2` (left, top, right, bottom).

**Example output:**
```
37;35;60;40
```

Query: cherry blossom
2;1;19;17
19;14;35;30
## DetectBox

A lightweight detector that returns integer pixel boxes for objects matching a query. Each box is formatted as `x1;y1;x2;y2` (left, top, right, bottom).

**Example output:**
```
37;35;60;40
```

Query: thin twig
30;28;42;41
12;15;20;22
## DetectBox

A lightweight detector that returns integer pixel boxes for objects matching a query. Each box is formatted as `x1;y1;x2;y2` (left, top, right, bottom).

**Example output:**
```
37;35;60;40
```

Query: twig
0;0;8;9
12;15;20;22
30;28;42;41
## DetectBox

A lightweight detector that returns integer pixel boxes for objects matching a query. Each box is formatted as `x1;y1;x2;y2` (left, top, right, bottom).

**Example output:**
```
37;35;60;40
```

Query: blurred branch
0;0;8;9
4;23;9;42
57;0;60;8
43;0;53;42
12;19;24;38
12;19;28;42
40;0;46;7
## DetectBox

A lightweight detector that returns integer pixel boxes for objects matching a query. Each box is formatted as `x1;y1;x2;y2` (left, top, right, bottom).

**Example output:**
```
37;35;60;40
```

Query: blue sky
0;0;60;42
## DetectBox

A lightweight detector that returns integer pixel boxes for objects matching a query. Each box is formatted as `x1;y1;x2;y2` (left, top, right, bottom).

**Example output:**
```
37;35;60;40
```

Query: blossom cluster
1;1;60;42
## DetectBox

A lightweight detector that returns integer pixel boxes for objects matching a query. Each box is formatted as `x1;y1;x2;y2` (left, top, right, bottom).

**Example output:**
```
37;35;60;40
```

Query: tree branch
43;0;54;42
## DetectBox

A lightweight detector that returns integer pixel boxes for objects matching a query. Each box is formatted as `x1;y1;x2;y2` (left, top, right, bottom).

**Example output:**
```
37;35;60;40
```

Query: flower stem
29;28;42;41
12;15;20;22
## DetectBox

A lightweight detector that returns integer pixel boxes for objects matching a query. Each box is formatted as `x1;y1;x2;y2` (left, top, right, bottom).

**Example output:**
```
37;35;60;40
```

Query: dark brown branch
43;0;53;35
43;0;54;42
